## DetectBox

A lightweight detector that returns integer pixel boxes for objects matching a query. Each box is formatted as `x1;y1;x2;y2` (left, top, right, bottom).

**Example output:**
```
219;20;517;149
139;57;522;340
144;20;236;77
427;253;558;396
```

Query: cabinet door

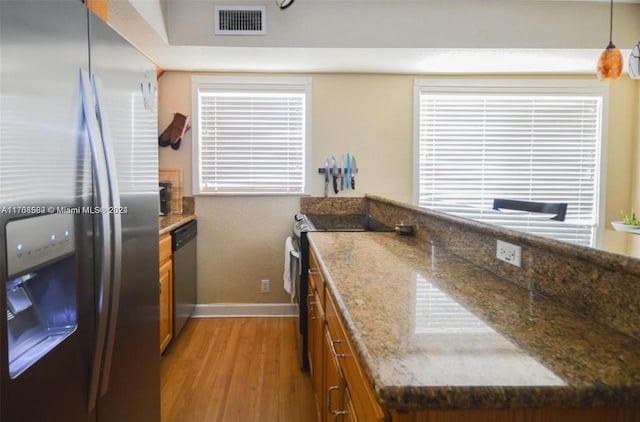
325;326;348;422
325;291;386;422
344;388;357;422
159;233;172;265
159;259;173;353
312;288;325;421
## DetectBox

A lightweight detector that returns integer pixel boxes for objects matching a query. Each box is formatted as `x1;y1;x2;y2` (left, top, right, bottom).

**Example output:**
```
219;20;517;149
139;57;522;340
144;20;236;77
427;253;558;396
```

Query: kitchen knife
340;155;345;190
351;155;357;189
323;159;329;197
345;153;351;191
331;156;338;194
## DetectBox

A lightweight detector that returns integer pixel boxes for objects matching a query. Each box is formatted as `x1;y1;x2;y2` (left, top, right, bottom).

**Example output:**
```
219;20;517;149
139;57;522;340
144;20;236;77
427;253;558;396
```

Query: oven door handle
290;249;300;275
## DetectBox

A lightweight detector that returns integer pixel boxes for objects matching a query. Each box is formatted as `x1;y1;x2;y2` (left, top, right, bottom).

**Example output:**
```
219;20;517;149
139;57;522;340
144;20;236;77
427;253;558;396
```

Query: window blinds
417;90;602;246
197;88;306;194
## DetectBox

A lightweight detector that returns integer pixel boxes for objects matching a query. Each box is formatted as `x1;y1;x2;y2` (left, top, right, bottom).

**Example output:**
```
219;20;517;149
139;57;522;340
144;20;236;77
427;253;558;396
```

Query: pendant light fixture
597;0;622;81
275;0;294;9
629;41;640;79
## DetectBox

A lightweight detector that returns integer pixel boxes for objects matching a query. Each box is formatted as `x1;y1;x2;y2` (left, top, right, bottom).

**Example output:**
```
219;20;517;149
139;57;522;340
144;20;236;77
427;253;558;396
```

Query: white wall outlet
261;279;270;293
496;240;522;267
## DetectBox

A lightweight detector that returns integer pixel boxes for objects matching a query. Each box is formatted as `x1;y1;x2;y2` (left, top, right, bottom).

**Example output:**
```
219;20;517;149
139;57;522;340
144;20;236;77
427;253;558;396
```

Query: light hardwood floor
161;317;315;422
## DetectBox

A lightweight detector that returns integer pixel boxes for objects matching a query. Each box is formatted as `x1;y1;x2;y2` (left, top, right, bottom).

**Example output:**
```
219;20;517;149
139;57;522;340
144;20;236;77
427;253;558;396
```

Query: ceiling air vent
214;6;266;36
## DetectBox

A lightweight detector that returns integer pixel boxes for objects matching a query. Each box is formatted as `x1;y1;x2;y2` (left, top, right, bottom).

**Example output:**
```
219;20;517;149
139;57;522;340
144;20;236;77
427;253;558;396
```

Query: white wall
159;72;639;304
167;0;640;49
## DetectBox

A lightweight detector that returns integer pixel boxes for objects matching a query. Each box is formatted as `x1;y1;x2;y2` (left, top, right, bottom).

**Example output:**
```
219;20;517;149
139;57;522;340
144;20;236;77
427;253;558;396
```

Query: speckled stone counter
307;231;640;411
365;195;640;342
159;214;195;235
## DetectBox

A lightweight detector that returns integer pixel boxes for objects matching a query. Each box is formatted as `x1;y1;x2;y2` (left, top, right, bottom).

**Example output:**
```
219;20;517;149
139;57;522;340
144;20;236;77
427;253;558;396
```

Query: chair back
492;199;568;222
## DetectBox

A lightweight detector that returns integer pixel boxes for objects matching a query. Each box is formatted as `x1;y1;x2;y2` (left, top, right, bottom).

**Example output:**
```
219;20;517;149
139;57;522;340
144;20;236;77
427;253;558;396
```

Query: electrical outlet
260;279;270;293
496;240;522;267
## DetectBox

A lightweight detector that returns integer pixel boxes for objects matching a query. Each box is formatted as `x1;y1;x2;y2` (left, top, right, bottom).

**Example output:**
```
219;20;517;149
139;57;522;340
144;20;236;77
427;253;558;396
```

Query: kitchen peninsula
308;231;640;420
301;196;640;421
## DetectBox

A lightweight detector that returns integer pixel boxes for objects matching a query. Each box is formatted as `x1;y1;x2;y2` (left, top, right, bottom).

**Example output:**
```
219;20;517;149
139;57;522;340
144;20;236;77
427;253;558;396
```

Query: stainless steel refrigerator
0;2;160;421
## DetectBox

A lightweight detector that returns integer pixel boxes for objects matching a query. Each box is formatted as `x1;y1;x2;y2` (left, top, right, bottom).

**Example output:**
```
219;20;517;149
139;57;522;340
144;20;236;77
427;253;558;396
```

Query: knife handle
333;177;338;194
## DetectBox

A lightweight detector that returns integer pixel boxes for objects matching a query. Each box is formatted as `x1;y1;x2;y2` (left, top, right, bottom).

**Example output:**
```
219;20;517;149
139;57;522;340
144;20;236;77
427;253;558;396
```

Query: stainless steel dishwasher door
172;221;197;339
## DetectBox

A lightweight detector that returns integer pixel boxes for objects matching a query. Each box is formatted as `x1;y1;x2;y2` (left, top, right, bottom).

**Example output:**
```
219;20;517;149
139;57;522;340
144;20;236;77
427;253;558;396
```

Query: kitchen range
291;213;392;370
1;2;159;421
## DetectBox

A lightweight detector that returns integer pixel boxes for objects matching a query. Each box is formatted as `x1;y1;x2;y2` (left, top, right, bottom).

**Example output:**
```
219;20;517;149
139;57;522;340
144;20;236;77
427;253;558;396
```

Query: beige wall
195;196;299;304
630;81;640;256
158;72;193;194
604;77;638;227
159;72;639;304
635;81;640;213
309;74;413;201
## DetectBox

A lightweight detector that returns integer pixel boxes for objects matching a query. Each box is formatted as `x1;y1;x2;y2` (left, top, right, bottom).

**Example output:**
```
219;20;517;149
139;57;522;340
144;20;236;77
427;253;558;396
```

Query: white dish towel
283;236;299;302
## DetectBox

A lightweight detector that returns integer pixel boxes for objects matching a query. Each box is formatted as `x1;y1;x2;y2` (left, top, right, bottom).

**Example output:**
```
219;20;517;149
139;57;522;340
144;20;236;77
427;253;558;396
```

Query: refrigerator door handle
91;75;123;398
80;69;113;414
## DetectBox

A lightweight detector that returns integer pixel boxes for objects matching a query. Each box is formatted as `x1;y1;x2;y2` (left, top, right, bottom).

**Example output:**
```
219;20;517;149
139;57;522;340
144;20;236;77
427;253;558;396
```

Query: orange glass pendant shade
597;0;622;81
597;42;623;81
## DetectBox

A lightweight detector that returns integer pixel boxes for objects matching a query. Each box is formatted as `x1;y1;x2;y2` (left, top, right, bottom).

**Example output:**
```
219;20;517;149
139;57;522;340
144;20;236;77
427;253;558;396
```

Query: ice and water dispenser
5;213;77;378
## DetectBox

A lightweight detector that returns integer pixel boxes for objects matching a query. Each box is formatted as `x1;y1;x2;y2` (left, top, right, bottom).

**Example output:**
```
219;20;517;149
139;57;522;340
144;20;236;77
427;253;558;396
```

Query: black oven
291;214;311;371
291;213;392;371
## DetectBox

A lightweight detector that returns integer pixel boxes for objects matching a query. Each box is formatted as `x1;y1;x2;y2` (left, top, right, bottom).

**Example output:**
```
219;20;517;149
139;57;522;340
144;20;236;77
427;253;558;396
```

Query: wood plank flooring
160;317;315;422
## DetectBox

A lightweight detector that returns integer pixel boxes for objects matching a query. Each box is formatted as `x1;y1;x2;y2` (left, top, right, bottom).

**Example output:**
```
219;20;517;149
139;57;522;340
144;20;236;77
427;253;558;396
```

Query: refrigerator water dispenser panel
6;214;75;278
5;213;78;378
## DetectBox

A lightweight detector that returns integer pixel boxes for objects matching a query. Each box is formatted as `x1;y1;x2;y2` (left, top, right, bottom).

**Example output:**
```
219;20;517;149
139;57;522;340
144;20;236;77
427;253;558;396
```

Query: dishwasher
172;220;197;339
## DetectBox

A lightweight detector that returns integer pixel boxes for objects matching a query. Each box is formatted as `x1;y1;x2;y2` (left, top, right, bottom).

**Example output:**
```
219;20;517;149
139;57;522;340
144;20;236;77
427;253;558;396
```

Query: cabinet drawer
159;233;172;264
308;270;324;310
325;291;385;422
159;258;173;353
309;249;325;307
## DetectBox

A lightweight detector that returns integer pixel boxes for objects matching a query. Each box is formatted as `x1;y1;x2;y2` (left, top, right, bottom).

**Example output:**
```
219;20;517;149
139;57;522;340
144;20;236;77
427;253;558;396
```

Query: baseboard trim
192;303;298;318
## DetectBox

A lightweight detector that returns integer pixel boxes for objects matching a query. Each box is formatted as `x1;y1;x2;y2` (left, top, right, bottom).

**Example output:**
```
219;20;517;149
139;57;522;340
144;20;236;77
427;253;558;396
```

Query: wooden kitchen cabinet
325;290;385;422
389;408;638;422
159;233;173;353
308;264;326;421
325;326;348;421
344;389;357;422
85;0;107;22
309;247;384;422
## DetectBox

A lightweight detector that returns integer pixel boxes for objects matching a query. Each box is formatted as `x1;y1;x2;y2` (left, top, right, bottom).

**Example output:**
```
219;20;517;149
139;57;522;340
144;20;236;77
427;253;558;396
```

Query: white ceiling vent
214;6;266;36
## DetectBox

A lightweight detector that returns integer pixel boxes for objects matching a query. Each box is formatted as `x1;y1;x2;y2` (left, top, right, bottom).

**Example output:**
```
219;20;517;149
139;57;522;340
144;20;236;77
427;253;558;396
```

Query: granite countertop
307;231;640;411
159;214;196;235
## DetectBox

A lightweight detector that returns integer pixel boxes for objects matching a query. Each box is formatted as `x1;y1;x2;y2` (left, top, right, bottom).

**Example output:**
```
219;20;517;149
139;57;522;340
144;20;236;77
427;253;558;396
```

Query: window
414;80;607;246
192;76;311;195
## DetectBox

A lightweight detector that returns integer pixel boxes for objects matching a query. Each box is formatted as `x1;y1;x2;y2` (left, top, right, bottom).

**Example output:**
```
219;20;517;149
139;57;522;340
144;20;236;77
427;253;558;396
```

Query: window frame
412;78;610;246
191;75;312;196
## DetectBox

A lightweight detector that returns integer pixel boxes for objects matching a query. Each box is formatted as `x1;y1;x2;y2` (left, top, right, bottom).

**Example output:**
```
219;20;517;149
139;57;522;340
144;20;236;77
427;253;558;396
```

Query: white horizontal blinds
198;89;305;194
418;91;602;246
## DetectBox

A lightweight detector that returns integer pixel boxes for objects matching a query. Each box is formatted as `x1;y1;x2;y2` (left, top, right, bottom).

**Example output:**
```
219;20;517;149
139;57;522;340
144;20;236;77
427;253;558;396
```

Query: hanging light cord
608;0;614;46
